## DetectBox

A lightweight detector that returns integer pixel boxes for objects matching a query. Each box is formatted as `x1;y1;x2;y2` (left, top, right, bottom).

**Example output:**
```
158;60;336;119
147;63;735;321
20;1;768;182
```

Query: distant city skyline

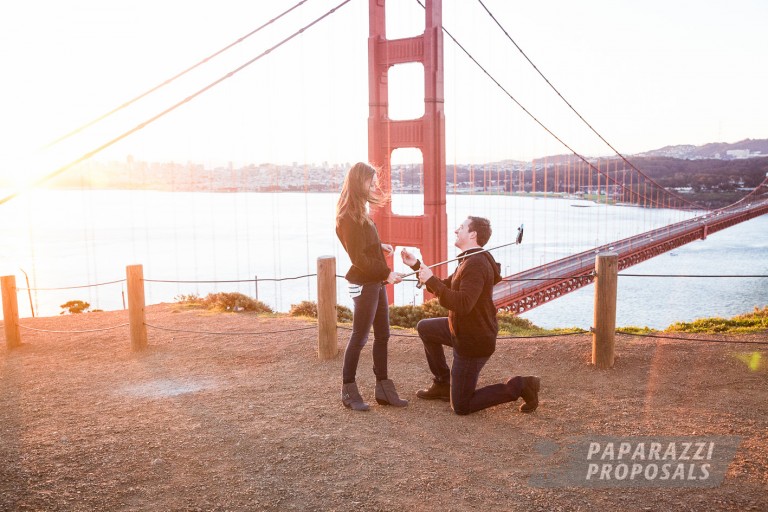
23;137;765;210
3;135;766;198
1;1;766;191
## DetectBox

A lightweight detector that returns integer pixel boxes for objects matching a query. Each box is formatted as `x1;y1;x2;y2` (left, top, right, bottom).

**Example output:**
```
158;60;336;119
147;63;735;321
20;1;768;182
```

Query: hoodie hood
459;247;503;285
484;252;503;285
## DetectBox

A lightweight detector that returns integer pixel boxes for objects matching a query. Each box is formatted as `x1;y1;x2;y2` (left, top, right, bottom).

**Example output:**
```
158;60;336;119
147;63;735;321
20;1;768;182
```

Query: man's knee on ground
452;403;472;416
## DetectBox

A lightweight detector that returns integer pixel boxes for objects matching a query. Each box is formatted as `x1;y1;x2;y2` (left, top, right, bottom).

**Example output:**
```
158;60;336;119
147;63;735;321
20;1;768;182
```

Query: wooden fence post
1;275;22;349
317;256;338;360
592;253;618;369
126;265;147;351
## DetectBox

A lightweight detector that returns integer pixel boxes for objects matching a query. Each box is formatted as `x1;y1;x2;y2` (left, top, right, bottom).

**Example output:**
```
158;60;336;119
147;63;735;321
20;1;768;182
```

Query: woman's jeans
342;282;390;384
417;317;523;415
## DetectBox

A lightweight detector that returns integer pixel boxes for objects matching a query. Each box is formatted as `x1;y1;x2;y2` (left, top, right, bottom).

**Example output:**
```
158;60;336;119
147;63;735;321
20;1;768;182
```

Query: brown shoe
416;380;450;401
519;376;540;413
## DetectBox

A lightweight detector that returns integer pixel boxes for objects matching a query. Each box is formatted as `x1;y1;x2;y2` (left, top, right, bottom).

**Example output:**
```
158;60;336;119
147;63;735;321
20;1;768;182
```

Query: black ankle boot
375;379;408;407
341;382;370;411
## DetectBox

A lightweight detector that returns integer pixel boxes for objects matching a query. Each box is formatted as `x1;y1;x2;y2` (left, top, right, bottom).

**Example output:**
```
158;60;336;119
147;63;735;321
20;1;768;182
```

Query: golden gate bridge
2;0;766;320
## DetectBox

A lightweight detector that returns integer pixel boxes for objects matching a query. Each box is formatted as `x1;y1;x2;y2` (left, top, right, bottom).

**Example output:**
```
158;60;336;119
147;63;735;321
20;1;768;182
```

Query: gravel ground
1;303;767;511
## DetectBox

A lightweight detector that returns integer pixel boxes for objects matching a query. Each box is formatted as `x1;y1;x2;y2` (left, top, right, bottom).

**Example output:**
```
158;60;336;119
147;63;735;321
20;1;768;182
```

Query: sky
1;0;767;187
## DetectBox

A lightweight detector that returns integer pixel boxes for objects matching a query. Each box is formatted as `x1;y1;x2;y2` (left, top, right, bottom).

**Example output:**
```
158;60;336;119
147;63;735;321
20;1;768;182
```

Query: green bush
617;326;657;335
388;300;555;332
497;311;536;332
388;299;448;329
337;305;353;323
289;300;354;323
60;300;90;315
176;292;272;313
666;306;768;334
289;300;317;318
421;298;449;319
175;293;202;305
495;311;583;336
388;304;424;329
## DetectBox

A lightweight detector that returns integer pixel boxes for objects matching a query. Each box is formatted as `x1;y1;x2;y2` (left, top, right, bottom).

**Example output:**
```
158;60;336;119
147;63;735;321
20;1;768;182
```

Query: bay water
1;189;765;329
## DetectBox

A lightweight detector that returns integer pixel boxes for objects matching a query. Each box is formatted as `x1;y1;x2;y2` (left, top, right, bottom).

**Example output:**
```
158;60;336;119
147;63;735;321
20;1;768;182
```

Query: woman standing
335;162;408;411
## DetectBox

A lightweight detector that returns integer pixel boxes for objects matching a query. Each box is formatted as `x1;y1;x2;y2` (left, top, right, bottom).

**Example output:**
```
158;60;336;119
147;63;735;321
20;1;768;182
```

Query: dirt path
1;304;767;511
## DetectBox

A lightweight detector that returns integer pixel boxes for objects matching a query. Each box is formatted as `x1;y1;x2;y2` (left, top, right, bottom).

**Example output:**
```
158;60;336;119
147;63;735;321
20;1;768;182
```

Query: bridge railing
494;201;768;313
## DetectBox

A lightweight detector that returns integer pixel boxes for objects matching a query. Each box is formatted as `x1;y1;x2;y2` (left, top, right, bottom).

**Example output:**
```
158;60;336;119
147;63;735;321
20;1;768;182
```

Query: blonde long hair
336;162;387;226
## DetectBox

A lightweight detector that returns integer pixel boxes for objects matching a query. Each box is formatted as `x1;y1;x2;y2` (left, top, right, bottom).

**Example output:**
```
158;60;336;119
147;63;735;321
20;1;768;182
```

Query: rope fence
18;279;126;292
19;323;130;334
616;330;768;346
144;323;317;336
618;274;768;278
3;262;766;360
144;274;318;284
14;318;765;344
13;272;768;293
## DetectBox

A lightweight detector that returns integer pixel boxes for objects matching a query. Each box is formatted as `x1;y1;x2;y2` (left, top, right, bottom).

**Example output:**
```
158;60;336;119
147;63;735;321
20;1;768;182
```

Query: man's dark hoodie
421;248;503;358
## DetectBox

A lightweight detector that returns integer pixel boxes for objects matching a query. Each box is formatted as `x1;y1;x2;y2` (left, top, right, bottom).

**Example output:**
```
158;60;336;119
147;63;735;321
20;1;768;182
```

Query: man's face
454;218;475;249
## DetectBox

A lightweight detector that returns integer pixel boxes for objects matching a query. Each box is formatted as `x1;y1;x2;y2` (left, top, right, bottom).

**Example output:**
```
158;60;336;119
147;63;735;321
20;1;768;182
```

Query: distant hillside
636;138;768;160
482;148;768;208
3;138;764;211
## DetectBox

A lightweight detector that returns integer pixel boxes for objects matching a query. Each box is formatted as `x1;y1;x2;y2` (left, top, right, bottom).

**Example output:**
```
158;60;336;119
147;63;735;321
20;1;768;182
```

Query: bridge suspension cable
718;174;768;212
474;0;703;211
0;0;353;208
41;0;314;150
416;0;702;212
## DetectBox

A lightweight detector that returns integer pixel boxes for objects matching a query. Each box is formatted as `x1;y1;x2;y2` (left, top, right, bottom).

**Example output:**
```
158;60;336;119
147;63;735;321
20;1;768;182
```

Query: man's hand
381;243;394;257
385;271;403;285
417;265;433;283
400;248;417;267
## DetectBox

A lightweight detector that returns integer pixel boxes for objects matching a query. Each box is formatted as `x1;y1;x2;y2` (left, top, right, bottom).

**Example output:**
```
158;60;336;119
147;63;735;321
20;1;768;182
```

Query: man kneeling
401;216;540;415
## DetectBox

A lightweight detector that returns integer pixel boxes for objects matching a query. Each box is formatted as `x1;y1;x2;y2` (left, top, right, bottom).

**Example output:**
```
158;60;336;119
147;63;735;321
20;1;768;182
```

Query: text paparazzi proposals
530;436;741;488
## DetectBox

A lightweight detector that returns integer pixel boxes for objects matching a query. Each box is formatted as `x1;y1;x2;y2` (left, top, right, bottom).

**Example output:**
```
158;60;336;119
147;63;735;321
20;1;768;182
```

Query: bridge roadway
493;199;768;313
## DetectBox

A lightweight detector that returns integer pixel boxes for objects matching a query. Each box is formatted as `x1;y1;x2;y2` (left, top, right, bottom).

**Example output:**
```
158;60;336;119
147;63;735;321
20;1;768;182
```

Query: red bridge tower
368;0;448;303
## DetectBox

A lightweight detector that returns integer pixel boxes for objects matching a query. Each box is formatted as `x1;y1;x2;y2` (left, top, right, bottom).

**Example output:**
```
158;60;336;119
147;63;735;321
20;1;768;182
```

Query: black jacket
336;215;390;284
422;248;502;358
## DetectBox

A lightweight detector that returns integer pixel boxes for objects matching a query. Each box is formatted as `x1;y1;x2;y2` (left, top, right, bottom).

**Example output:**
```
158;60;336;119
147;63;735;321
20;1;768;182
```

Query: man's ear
468;230;477;242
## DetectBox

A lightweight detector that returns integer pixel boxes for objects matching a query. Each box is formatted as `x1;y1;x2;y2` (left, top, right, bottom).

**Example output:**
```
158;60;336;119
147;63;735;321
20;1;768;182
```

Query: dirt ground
1;303;767;511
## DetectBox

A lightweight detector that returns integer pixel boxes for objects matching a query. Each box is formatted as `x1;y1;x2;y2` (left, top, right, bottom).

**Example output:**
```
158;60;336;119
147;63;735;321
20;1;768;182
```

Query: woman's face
363;175;376;197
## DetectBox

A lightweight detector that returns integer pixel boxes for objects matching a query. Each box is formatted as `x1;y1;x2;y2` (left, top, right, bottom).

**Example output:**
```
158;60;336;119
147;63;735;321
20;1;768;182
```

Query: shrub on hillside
388;304;423;329
497;311;537;332
289;300;317;318
616;326;656;335
289;300;353;323
337;305;353;323
60;300;90;315
667;306;768;334
176;292;272;313
421;299;449;319
388;299;447;328
175;293;202;306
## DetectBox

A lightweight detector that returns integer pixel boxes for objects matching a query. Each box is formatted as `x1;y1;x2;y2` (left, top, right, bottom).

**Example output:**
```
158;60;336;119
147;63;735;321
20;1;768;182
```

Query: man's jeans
417;317;523;415
342;282;390;384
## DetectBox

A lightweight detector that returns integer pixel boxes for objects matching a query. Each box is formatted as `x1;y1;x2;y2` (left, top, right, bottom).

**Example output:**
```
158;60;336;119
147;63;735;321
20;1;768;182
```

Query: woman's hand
381;243;394;257
385;272;403;285
400;248;417;266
